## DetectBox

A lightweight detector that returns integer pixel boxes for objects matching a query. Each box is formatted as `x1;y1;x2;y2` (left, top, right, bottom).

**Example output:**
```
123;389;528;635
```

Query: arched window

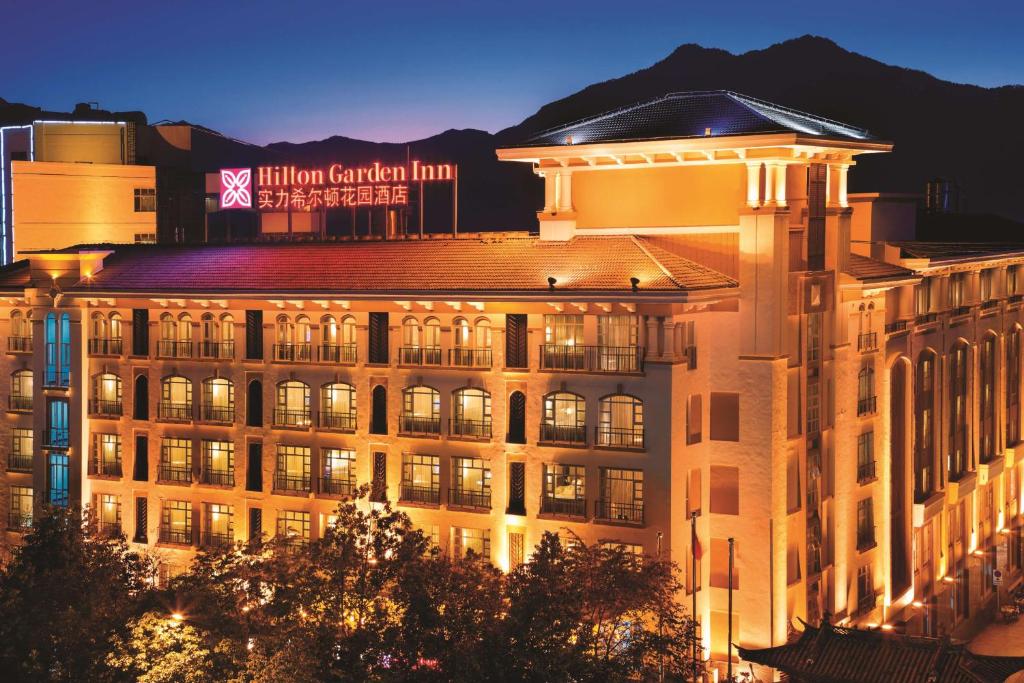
10;369;32;410
200;313;218;358
541;391;586;445
9;310;29;351
274;315;311;362
91;311;108;342
400;385;440;435
321;315;357;363
507;391;526;444
452;387;491;438
321;382;356;431
134;374;149;420
90;372;123;416
158;313;191;358
159;376;193;421
598;394;644;448
371;385;388;435
453;318;471;348
246;379;263;427
451;317;492;367
1009;326;1022;446
423;317;441;349
980;333;998;463
402;317;420;347
295;316;311;355
950;341;970;478
915;350;937;500
275;380;310;427
857;366;876;415
178;314;192;342
202;377;234;422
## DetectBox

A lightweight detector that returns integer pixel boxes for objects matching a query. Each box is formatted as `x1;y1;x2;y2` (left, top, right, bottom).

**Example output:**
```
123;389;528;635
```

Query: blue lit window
46;398;69;449
49;453;69;507
44;313;71;387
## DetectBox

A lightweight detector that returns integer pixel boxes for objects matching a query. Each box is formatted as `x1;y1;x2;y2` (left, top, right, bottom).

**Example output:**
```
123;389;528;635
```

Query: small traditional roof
893;242;1024;265
845;253;918;283
510;91;876;148
739;619;1024;683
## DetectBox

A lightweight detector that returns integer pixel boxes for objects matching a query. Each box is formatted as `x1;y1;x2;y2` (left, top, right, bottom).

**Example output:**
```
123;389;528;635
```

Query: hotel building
1;91;1021;676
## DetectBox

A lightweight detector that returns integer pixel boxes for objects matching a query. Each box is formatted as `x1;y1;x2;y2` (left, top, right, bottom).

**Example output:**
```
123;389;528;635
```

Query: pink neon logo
219;168;252;209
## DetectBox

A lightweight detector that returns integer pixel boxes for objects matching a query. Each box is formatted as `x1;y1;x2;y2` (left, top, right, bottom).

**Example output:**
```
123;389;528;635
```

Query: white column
836;164;849;208
746;161;762;208
556;171;573;213
542;173;556;213
774;162;788;207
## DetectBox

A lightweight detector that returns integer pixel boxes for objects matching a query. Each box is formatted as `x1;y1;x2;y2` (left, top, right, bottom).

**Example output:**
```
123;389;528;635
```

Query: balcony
88;399;123;418
398;415;441;436
449;347;492;368
914;312;938;326
200;470;234;486
158;527;193;545
43;428;69;449
857;395;877;416
7;453;32;472
95;521;122;537
200;530;234;548
594;499;644;525
7;512;32;531
539;423;587;447
540;496;587;518
199;341;235;360
319;411;356;432
158;464;192;483
88;460;123;477
273;409;312;428
981;299;1000;311
950;305;972;318
157;401;193;422
8;394;32;412
157;340;193;359
273;473;311;494
273;343;312;363
449;418;492;440
448;488;491;510
857;460;877;484
320;343;357;364
884;320;908;335
400;484;440;505
7;336;31;353
539;344;644;373
595;426;645;450
398;346;442;366
857;332;877;353
200;404;233;423
88;338;123;355
319;477;355;496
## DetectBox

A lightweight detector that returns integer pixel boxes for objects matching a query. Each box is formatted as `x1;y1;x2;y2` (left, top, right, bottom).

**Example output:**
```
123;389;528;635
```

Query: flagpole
727;536;735;683
691;511;699;682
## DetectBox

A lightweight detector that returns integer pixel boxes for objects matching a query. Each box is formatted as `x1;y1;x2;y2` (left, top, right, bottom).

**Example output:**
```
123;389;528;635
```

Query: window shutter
133;435;148;481
246;442;263;492
507;462;526;515
509;531;525;568
245;310;263;360
133;497;148;543
507;391;526;444
371;385;388;435
807;164;827;272
247;379;263;427
249;508;262;542
132;309;149;356
134;374;149;420
505;314;528;369
371;452;387;502
369;313;389;364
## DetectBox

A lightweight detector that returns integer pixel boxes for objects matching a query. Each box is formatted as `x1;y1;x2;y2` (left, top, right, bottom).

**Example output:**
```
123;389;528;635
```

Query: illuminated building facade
1;90;1022;676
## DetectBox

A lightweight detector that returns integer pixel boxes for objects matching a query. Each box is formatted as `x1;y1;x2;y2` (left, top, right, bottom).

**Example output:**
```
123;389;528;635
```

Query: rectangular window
505;314;528;369
46;398;70;448
133;187;156;212
709;392;740;442
806;163;826;272
787;544;801;585
91;433;122;476
48;453;69;507
451;456;491;509
453;527;490;560
97;494;121;534
857;498;875;549
202;440;234;486
710;538;739;589
275;445;311;492
786;450;801;513
276;510;310;547
857;432;875;482
401;453;440;504
204;503;233;546
598;467;643;523
133;435;149;481
321;447;355;496
134;497;148;543
709;465;740;515
541;463;585;517
9;428;32;471
507;461;526;515
9;485;32;530
686;394;702;444
688;468;701;517
245;310;263;360
601;541;644;556
160;500;192;544
246;442;262;491
981;268;995;301
857;564;875;612
917;279;933;314
159;437;192;482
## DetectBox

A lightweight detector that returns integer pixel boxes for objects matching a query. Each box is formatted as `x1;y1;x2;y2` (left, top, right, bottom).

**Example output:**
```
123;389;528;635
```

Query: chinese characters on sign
220;160;455;212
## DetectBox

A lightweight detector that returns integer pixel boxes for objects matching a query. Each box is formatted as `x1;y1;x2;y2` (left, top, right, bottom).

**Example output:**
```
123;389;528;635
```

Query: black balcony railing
857;332;877;352
857;460;876;483
539;423;587;446
319;477;355;496
157;340;193;358
857;396;877;416
595;426;645;449
273;409;312;428
449;418;492;439
95;521;122;537
595;499;644;524
44;367;70;387
89;460;123;477
400;484;440;505
7;453;32;472
7;336;31;353
399;415;441;435
398;346;442;366
539;344;644;373
44;428;69;449
1011;294;1024;305
158;464;192;483
200;404;234;422
449;347;492;368
88;338;123;355
201;470;234;486
884;320;908;335
951;305;972;318
857;529;876;551
319;411;356;431
448;488;491;509
981;299;1000;310
88;399;123;417
540;496;587;517
915;312;938;326
199;341;235;359
8;394;32;411
7;512;32;531
273;343;312;362
320;343;357;364
159;527;193;545
273;473;311;493
157;401;192;421
200;530;234;548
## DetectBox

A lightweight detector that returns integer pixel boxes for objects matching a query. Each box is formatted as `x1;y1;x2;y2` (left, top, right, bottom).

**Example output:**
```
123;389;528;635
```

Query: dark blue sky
3;0;1020;145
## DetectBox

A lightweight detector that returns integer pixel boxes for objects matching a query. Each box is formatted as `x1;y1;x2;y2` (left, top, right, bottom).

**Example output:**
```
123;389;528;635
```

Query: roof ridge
633;236;739;288
629;235;685;289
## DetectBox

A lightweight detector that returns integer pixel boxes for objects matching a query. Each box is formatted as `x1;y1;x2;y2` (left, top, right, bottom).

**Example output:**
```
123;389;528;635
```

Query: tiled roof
845;253;918;283
0;261;32;291
31;236;736;296
511;91;876;148
739;621;1024;683
893;242;1024;264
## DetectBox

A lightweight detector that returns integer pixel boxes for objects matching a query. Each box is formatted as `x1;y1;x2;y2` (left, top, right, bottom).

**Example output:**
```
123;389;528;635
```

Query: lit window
275;445;311;492
160;500;192;544
453;527;490;560
159;437;192;482
277;510;310;547
598;394;644;448
133;188;156;212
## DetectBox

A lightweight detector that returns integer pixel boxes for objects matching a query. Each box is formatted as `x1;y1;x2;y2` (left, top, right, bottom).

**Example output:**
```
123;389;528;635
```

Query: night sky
3;0;1020;145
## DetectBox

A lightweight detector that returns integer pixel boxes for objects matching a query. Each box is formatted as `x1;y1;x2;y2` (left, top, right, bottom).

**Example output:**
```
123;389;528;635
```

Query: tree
0;506;156;682
105;611;217;683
